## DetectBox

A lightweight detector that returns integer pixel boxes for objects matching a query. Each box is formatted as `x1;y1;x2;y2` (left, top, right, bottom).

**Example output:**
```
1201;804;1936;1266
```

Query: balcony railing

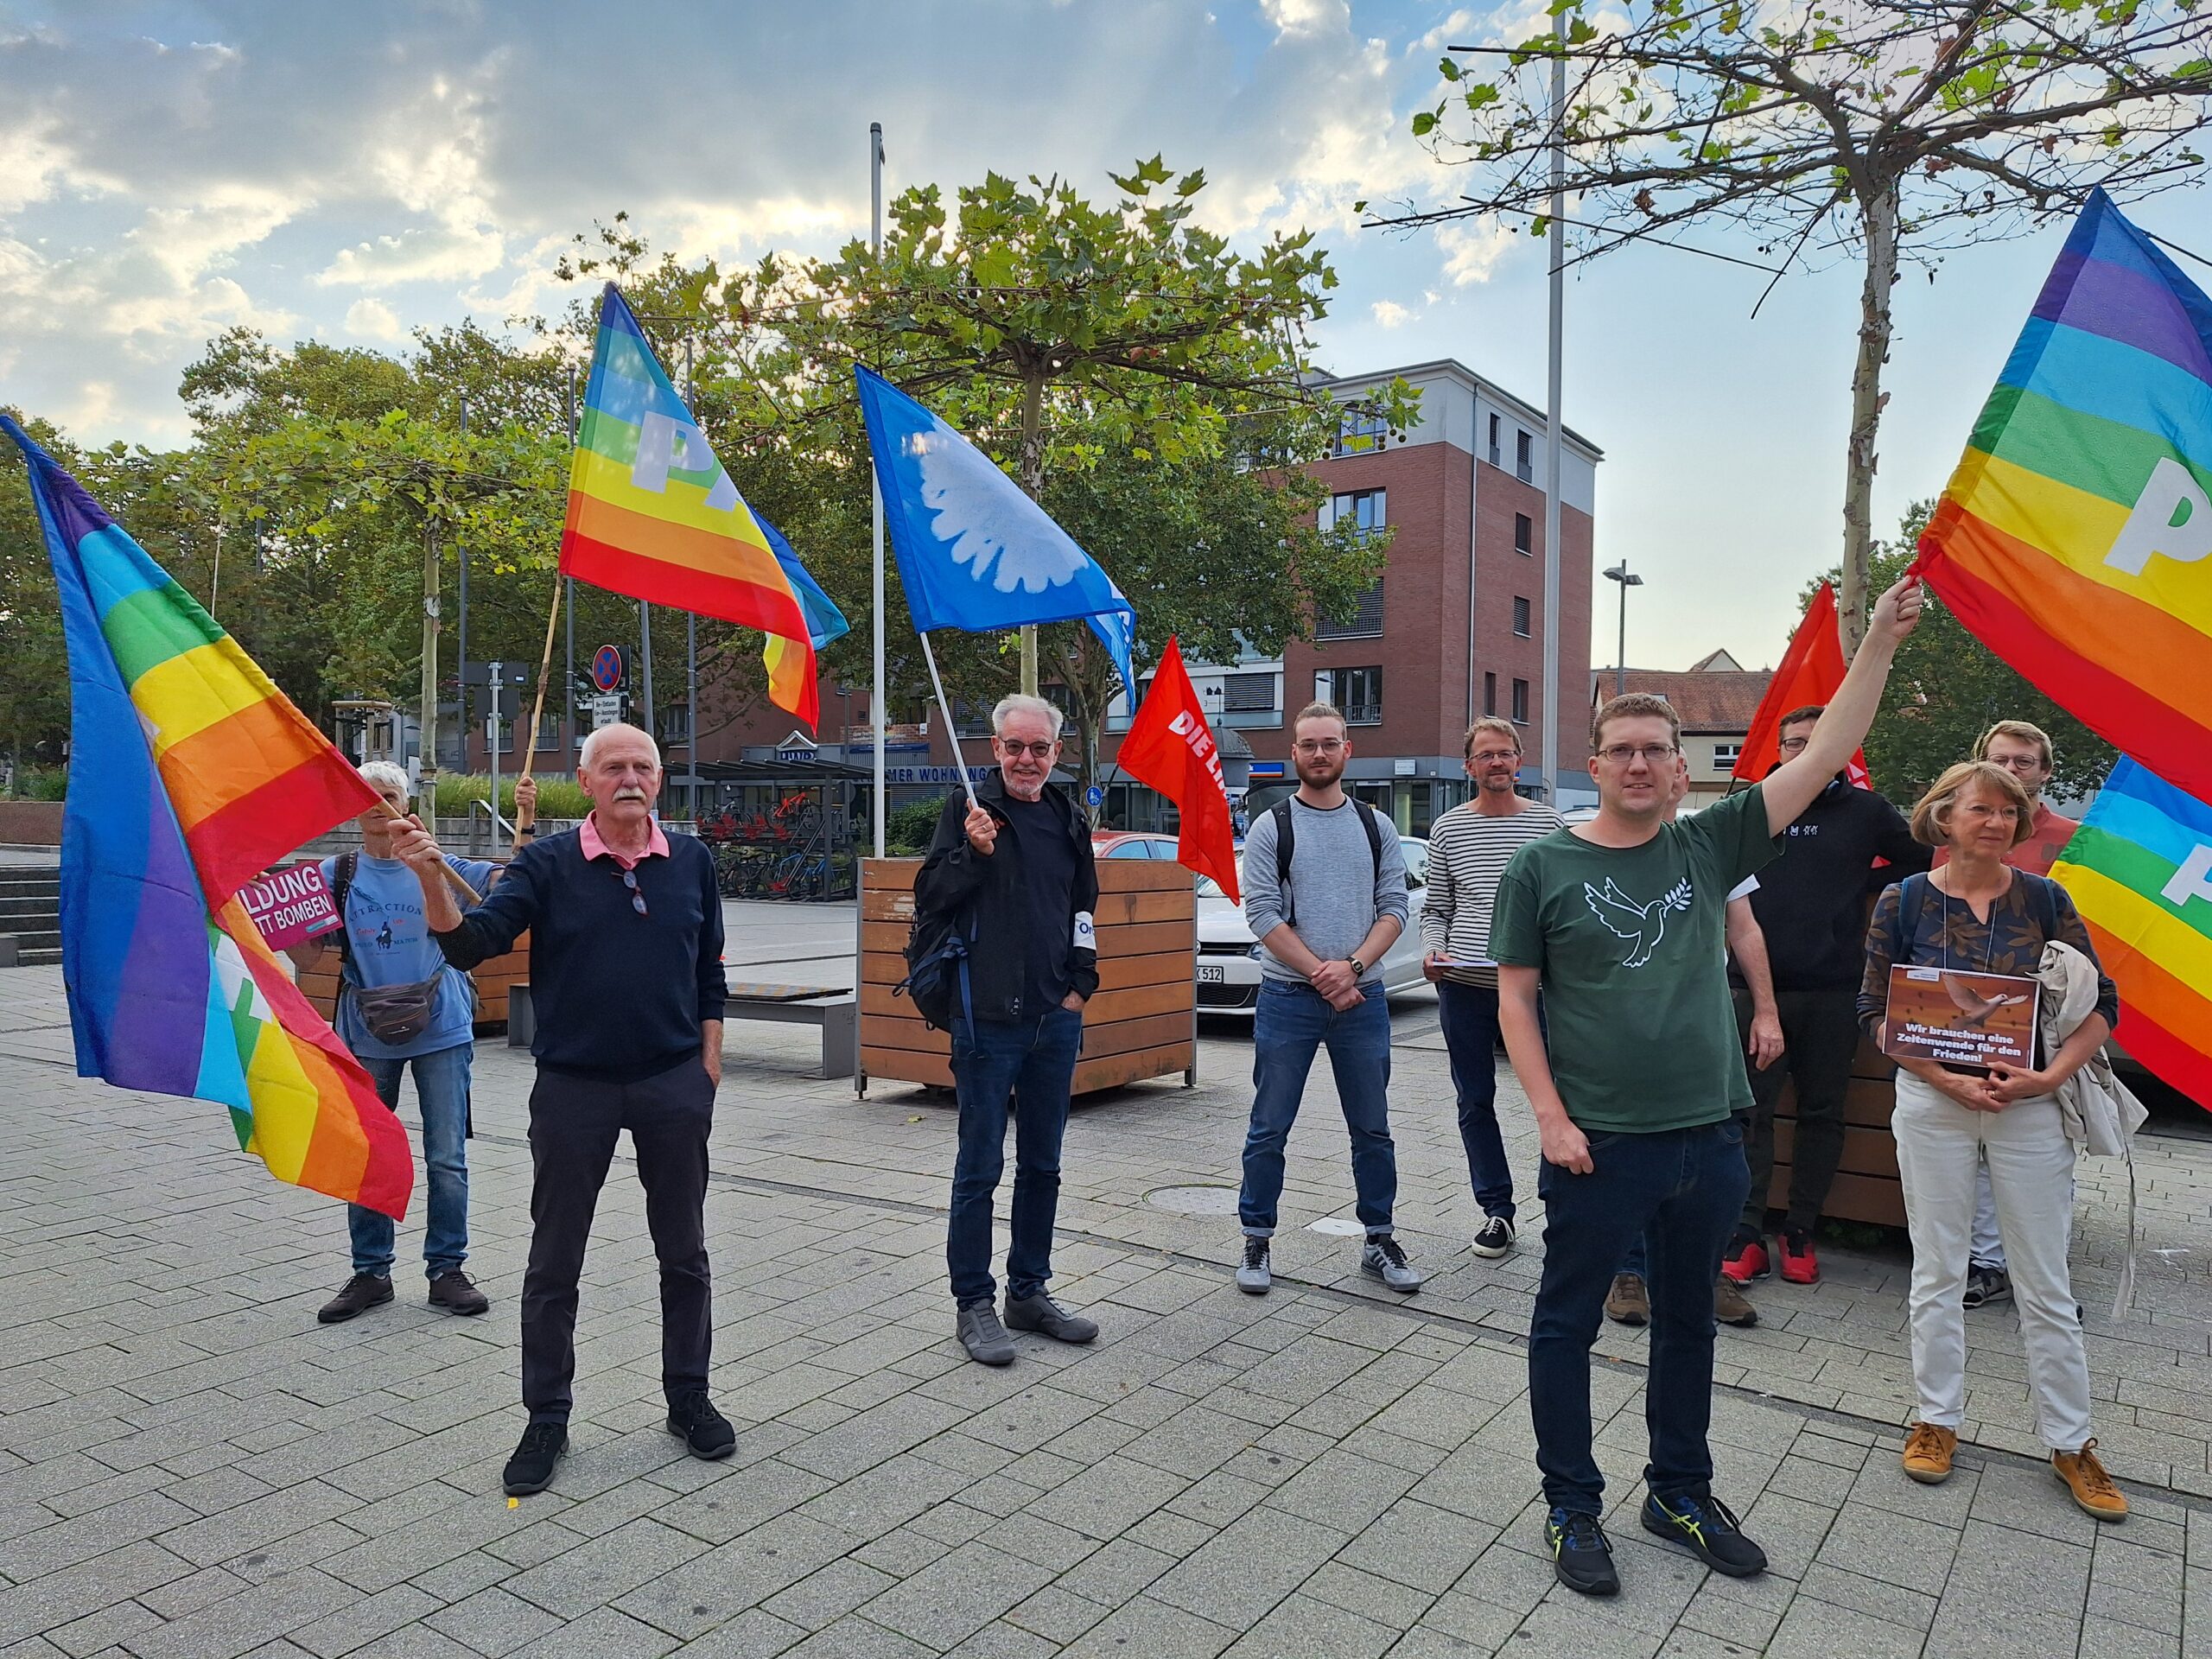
1342;702;1382;726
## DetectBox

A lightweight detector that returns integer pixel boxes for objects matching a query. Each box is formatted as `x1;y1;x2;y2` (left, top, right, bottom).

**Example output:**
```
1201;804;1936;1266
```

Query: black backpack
896;906;979;1036
1270;797;1387;925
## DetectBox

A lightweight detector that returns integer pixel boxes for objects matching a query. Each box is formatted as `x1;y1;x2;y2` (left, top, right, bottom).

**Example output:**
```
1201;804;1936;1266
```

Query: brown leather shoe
1903;1421;1957;1484
1604;1273;1649;1326
2052;1440;2128;1520
428;1270;489;1316
1713;1276;1758;1328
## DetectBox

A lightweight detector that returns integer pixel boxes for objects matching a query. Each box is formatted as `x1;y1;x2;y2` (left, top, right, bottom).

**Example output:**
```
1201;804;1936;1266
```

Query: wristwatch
1348;956;1367;977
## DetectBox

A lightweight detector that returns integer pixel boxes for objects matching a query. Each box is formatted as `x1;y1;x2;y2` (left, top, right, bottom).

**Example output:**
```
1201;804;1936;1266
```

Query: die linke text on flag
1116;637;1240;903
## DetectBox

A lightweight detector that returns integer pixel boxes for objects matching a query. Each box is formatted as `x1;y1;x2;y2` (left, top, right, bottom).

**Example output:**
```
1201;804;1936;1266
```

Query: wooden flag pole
370;801;482;905
512;578;566;854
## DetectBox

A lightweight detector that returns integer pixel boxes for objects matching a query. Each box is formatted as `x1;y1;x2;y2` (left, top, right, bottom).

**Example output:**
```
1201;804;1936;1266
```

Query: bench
507;981;857;1080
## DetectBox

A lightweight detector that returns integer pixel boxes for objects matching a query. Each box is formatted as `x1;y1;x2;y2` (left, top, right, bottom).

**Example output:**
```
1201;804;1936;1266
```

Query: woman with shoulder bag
1860;760;2126;1520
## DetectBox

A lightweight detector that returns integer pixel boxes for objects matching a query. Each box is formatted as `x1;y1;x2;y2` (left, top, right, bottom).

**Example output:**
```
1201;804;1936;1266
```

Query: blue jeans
1436;982;1516;1222
1529;1119;1749;1514
351;1043;473;1279
948;1008;1083;1307
1239;978;1395;1236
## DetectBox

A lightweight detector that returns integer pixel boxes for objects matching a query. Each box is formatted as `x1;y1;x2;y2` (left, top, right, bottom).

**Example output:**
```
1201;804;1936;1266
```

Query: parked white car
1195;838;1432;1014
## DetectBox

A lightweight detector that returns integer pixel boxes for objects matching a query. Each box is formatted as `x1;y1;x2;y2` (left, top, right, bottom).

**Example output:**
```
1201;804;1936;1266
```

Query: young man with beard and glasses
1233;702;1420;1294
397;723;733;1497
1420;717;1565;1259
1489;576;1923;1597
1720;705;1929;1292
915;694;1103;1367
1936;720;2082;1310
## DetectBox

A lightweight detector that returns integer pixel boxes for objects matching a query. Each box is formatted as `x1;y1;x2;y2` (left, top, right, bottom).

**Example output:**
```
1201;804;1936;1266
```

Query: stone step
0;896;58;921
0;930;60;952
10;947;60;967
0;874;60;898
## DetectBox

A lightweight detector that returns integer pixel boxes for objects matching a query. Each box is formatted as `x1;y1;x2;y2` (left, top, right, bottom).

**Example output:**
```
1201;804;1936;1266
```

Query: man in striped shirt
1421;718;1567;1258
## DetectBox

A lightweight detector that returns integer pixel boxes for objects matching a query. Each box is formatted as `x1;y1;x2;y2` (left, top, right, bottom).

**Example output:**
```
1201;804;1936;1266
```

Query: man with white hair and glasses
915;694;1103;1366
395;722;731;1496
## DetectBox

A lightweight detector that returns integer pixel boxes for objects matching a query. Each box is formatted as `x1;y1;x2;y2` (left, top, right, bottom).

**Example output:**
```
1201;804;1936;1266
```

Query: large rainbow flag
562;284;842;728
4;417;413;1218
2052;760;2212;1106
1917;189;2212;804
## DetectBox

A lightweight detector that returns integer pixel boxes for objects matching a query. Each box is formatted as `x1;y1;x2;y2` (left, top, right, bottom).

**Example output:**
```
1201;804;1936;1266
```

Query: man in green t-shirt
1491;575;1923;1598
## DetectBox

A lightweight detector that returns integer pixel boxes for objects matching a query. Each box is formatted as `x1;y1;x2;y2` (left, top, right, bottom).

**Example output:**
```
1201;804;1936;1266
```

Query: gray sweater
1243;797;1409;983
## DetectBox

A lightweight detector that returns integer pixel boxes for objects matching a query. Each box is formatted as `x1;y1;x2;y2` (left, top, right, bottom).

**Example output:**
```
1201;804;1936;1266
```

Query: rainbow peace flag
2052;759;2212;1106
1918;190;2212;804
562;284;841;728
5;417;413;1218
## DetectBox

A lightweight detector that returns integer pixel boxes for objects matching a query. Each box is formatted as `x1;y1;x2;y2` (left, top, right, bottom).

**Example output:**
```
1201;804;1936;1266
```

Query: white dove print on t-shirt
1582;877;1694;968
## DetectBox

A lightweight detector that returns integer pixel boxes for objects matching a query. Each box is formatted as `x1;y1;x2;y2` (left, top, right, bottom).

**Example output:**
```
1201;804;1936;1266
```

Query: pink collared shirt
579;811;671;872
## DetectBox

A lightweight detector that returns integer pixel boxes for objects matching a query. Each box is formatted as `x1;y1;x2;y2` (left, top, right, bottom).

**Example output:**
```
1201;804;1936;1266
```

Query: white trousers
1892;1073;2093;1452
1971;1162;2005;1270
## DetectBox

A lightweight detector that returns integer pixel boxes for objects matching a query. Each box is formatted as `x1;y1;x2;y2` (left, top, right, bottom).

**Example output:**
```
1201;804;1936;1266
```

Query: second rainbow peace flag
1916;189;2212;802
563;284;843;728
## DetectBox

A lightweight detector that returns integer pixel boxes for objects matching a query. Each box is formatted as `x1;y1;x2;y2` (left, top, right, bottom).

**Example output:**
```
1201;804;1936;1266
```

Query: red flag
1734;583;1869;789
1116;637;1242;902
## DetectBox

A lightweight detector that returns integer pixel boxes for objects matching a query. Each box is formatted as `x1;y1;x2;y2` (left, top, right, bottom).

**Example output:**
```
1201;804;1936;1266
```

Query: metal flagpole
457;394;470;776
870;120;888;858
1540;7;1567;805
564;365;577;766
683;334;699;819
916;631;978;810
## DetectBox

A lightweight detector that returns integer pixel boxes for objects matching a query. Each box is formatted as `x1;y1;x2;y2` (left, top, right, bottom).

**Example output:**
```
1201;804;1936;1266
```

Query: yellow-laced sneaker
2052;1440;2128;1520
1902;1422;1957;1484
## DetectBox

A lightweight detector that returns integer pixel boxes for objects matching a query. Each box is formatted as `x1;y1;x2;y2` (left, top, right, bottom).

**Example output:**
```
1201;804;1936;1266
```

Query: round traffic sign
590;645;624;692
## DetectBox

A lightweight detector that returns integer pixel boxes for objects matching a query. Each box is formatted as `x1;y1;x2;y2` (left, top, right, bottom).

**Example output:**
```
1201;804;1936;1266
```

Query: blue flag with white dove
855;365;1137;701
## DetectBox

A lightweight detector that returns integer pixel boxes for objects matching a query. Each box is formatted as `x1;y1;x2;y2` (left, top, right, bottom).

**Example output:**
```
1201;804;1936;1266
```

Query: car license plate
1197;964;1225;984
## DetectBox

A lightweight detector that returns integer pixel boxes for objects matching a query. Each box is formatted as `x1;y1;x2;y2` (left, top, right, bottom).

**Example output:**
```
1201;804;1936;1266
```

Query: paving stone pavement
3;931;2211;1658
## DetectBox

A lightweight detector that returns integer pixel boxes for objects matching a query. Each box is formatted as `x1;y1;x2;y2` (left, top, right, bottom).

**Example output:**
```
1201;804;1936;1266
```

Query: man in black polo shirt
915;694;1102;1366
1721;704;1929;1289
395;722;731;1496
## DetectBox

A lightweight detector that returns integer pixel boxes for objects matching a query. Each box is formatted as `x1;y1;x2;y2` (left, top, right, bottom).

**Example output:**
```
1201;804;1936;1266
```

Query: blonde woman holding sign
1859;760;2124;1519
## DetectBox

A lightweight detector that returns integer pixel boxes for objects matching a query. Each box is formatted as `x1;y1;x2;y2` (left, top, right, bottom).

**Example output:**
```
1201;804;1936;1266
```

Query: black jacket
1734;775;1932;994
914;773;1101;1022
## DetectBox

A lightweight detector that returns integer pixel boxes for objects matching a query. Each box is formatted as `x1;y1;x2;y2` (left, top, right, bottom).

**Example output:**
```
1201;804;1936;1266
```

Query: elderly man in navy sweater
394;722;730;1497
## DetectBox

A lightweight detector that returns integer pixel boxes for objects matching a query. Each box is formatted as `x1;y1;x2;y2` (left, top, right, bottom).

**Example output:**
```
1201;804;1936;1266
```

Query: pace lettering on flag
854;365;1137;701
1732;583;1868;789
2050;758;2212;1109
1116;638;1240;903
1916;190;2212;802
4;416;414;1217
563;284;842;727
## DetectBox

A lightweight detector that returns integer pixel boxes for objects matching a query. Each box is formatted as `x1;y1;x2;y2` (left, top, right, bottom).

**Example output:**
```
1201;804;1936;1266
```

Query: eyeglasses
1294;739;1347;755
1468;749;1521;766
613;867;648;916
995;739;1058;759
1987;753;2045;772
1777;736;1811;753
1596;743;1679;766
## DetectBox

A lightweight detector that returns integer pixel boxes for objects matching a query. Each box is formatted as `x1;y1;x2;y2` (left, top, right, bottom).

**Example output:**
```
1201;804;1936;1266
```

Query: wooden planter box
1766;1036;1905;1229
856;857;1197;1097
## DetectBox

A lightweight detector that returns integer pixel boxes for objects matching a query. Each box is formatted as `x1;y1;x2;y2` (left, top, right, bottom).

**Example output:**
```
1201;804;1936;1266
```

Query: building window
1515;512;1533;555
1713;743;1743;771
1224;671;1276;713
1334;407;1388;457
1327;488;1387;539
1317;579;1385;639
1516;429;1534;483
1484;672;1497;716
1511;677;1530;724
533;711;560;750
1488;412;1502;467
1326;666;1382;725
1512;596;1532;638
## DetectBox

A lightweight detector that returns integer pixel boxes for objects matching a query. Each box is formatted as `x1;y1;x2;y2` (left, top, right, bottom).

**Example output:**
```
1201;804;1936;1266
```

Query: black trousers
521;1058;714;1422
1735;988;1862;1236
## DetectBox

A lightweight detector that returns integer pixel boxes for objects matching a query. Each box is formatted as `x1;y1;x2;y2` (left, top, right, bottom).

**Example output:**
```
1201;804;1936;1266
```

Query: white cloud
1437;220;1517;285
344;296;406;342
1260;0;1351;36
1370;299;1413;327
318;224;506;288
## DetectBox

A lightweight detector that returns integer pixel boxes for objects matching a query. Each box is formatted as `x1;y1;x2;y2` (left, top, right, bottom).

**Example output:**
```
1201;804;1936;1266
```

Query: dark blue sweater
431;829;727;1083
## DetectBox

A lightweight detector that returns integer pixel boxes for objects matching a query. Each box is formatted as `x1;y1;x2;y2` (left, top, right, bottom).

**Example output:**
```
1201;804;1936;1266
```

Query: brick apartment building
454;357;1599;836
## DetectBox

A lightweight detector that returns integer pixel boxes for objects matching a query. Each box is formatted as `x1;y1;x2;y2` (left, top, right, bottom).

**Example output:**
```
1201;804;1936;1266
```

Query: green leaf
1412;110;1439;137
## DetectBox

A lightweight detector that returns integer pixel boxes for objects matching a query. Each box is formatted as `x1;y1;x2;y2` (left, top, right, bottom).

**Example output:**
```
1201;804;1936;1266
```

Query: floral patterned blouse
1859;870;2119;1059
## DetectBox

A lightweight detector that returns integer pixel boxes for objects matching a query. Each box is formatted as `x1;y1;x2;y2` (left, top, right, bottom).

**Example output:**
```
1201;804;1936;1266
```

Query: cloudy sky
4;0;2209;670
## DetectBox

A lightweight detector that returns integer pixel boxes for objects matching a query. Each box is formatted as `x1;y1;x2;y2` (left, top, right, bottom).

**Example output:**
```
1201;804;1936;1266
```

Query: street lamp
1603;562;1644;697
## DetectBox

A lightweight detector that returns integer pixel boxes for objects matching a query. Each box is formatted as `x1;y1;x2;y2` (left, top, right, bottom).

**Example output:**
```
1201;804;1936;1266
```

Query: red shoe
1777;1230;1819;1286
1720;1236;1770;1285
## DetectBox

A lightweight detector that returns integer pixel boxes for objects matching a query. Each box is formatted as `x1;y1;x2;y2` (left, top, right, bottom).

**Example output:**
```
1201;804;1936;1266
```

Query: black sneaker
1640;1490;1767;1577
1545;1508;1618;1596
1236;1237;1272;1295
427;1270;489;1316
1471;1215;1516;1259
502;1421;567;1496
1964;1267;2012;1309
317;1272;392;1325
665;1391;736;1460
